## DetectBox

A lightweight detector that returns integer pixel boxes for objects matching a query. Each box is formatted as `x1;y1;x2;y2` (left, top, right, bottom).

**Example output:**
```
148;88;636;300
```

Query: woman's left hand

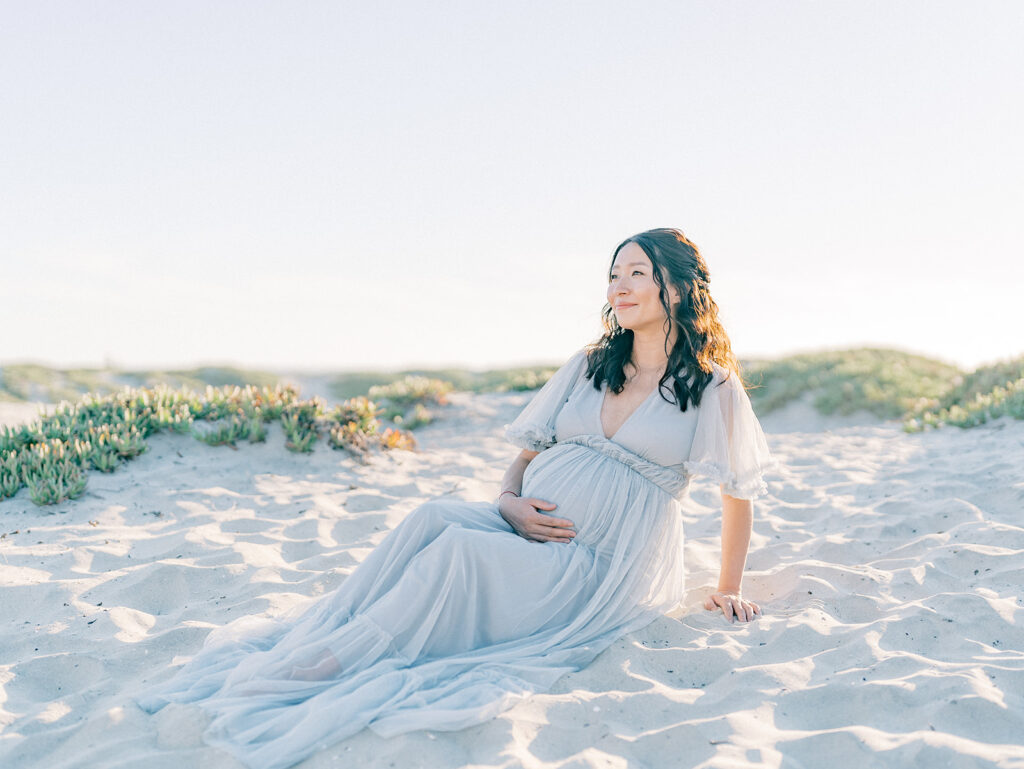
704;591;761;623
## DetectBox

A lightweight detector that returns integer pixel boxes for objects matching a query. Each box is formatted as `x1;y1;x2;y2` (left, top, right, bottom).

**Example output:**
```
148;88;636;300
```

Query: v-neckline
599;380;662;441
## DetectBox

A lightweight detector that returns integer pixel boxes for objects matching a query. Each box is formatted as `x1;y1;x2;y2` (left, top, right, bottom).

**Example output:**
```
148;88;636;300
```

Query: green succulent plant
0;381;320;506
281;399;325;453
89;446;121;473
284;425;319;453
246;417;267;443
0;450;22;499
402;403;434;430
327;420;370;457
903;373;1024;431
192;416;249;447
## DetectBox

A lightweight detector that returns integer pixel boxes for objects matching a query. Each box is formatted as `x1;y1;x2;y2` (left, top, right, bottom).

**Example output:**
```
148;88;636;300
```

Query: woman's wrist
497;490;519;502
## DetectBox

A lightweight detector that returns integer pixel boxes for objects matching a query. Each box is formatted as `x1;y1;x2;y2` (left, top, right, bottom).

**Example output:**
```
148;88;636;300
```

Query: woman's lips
615;303;637;310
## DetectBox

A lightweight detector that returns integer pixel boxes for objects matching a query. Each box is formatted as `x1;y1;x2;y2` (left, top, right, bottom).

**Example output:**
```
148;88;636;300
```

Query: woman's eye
633;270;643;276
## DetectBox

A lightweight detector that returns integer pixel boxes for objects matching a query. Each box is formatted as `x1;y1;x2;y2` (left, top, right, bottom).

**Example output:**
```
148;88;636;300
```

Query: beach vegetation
0;382;420;507
4;347;1022;508
192;416;250;447
327;397;383;459
380;427;417;451
739;349;1024;433
367;376;451;429
901;355;1024;431
742;348;959;420
368;376;451;407
281;400;324;453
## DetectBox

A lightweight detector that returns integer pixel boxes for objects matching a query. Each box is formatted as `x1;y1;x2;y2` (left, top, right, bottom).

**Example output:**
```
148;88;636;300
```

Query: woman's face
607;242;680;334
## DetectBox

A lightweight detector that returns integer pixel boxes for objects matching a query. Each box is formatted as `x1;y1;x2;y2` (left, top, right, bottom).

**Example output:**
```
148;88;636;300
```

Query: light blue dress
134;348;776;769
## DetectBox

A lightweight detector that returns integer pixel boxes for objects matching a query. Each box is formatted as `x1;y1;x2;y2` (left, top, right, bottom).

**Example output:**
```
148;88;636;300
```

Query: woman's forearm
497;450;537;502
717;487;753;593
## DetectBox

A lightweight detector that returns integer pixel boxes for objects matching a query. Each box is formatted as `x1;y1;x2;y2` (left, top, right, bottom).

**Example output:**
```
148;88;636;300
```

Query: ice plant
0;380;438;507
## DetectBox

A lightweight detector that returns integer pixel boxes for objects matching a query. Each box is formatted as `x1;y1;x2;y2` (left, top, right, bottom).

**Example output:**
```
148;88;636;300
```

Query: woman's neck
629;328;676;371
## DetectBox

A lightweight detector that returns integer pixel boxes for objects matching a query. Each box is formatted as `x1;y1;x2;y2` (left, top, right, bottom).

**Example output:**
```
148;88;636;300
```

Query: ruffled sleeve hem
682;458;778;500
503;422;557;453
503;348;589;452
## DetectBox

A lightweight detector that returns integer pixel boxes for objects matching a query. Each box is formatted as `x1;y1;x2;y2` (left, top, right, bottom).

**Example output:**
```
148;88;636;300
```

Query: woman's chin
615;319;655;333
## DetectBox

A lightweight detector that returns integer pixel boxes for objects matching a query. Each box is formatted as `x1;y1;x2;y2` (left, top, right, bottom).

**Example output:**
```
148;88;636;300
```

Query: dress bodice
554;373;700;475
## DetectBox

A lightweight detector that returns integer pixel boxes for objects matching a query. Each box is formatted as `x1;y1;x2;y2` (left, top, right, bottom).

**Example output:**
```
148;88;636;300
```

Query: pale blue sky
2;1;1021;372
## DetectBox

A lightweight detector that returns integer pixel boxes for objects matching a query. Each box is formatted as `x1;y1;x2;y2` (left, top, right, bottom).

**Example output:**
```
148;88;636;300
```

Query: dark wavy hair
584;227;744;412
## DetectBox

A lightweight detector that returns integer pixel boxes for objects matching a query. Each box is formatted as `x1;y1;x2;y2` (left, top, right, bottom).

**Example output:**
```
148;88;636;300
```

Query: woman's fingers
530;526;575;542
528;510;575;530
522;496;558;511
533;515;575;529
706;592;761;623
512;524;571;543
505;500;576;543
535;533;574;543
535;525;575;541
722;599;737;622
513;499;575;524
526;519;576;543
738;599;762;620
721;596;744;622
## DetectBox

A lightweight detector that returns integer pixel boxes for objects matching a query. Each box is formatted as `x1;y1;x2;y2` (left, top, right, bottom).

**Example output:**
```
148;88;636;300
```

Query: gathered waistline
556;434;689;501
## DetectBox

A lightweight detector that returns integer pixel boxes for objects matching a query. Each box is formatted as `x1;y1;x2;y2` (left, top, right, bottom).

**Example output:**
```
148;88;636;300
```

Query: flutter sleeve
503;347;589;452
684;363;779;500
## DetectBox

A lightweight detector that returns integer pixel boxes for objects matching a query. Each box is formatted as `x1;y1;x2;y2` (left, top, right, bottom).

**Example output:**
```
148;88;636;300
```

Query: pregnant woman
135;227;777;769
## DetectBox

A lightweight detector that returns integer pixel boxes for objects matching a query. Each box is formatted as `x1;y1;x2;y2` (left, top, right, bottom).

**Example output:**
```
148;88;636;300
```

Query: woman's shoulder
571;346;598;378
557;347;593;389
564;347;591;376
707;361;743;390
669;362;741;409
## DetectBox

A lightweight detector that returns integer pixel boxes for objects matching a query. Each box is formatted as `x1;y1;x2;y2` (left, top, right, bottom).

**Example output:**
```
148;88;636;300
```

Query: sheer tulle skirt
134;443;685;769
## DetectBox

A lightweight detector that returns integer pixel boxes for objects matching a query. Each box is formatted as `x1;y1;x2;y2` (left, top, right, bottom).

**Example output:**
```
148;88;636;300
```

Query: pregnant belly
520;442;659;548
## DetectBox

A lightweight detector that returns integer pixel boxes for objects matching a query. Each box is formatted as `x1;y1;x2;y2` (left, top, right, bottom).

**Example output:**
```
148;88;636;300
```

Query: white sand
1;392;1022;768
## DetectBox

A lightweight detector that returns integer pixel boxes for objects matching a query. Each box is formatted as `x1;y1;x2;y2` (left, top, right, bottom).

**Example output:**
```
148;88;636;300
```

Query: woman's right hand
498;495;576;543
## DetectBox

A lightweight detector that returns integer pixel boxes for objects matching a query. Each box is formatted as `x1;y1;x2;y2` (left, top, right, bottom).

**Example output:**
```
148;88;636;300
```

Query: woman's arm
497;448;538;499
703;486;762;622
496;449;577;543
717;490;753;593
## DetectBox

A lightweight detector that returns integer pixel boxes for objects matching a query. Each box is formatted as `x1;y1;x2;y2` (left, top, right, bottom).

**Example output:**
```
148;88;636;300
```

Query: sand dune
1;390;1022;768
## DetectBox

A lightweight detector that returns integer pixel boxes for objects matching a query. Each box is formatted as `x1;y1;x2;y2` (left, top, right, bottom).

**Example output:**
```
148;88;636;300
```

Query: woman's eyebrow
611;262;647;269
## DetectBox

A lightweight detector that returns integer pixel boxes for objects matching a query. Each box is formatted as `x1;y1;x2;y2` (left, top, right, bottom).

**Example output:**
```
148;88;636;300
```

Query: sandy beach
1;391;1022;768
